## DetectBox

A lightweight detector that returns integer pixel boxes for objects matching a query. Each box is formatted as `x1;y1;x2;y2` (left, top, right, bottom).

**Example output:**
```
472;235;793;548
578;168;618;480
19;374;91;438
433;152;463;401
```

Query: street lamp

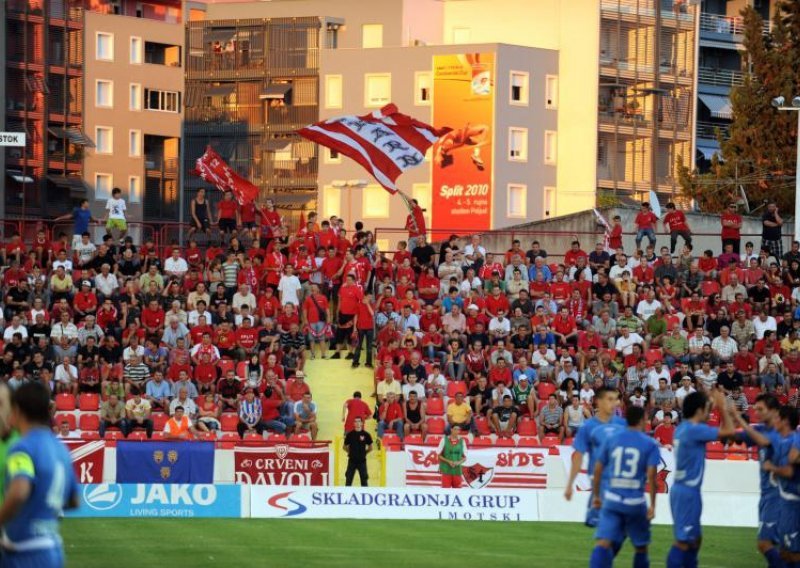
772;95;800;240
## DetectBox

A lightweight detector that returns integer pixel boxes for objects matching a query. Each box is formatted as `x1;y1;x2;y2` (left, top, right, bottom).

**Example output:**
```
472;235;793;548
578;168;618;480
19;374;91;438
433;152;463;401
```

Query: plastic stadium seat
707;409;720;427
405;434;424;445
128;431;147;441
517;437;540;448
218;359;235;376
290;433;312;442
197;431;217;441
78;413;100;431
743;387;760;405
747;407;758;423
426;417;445;435
236;361;248;379
381;433;402;450
80;432;101;440
474;416;491;436
470;436;492;447
701;281;720;296
707;441;725;459
446;381;468;398
244;431;263;441
540;435;561;448
517;418;537;437
152;412;168;431
645;349;663;365
104;430;125;441
55;393;76;411
426;397;445;416
423;435;442;447
220;413;240;432
537;382;557;402
79;393;100;411
54;413;77;431
494;437;515;447
564;437;574;446
151;432;166;440
219;432;239;443
267;433;287;442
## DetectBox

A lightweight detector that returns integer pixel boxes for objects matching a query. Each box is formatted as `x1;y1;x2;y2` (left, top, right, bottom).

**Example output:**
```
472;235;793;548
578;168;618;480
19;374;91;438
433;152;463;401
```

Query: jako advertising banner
405;445;548;489
431;52;495;235
70;484;241;518
251;486;537;521
234;445;331;485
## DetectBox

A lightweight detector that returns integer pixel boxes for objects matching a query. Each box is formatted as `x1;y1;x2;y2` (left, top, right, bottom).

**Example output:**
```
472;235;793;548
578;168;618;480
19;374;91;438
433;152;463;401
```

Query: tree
679;2;799;213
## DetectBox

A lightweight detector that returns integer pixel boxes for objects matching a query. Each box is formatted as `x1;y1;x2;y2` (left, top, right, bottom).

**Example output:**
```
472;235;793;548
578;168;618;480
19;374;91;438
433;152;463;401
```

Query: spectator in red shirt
216;191;240;237
302;283;330;359
608;216;623;250
405;198;427;252
342;391;372;433
142;299;166;337
73;281;98;320
377;391;404;440
332;274;363;359
720;202;743;254
663;202;692;254
634;201;658;250
653;413;675;447
352;293;375;368
563;241;588;267
552;306;578;346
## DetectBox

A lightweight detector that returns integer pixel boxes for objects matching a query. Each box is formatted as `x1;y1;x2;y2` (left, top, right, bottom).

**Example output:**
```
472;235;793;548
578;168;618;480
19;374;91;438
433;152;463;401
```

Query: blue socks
589;545;613;568
666;546;685;568
764;548;785;568
633;551;650;568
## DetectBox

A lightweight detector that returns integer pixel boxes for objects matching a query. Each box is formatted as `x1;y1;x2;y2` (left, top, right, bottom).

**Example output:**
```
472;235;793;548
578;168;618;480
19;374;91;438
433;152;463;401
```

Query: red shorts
441;474;463;488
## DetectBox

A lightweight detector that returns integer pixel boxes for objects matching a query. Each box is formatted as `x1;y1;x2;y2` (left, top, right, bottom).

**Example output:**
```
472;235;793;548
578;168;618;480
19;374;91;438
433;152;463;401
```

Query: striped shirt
123;363;151;383
222;262;240;289
540;405;563;428
239;397;262;427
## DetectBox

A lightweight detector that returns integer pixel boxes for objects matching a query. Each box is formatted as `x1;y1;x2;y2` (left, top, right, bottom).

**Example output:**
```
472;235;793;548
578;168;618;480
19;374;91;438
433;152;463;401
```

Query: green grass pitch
63;519;761;567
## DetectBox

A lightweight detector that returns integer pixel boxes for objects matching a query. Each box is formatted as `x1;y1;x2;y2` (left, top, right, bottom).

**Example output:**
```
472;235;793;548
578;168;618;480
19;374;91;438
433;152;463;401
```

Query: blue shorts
758;493;781;544
1;547;64;568
595;503;651;548
670;485;702;543
779;497;800;553
585;488;600;528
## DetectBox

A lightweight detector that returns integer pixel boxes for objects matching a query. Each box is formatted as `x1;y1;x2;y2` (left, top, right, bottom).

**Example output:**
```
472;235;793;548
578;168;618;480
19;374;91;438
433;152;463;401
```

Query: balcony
699;13;771;38
698;67;744;88
697;120;730;140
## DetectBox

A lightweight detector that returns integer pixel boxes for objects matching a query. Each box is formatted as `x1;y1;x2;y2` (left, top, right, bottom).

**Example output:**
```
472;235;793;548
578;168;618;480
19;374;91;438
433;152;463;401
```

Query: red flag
193;146;259;205
298;103;450;194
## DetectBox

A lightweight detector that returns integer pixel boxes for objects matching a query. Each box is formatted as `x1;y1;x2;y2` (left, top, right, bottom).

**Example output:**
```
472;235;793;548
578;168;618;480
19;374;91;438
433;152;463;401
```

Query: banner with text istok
431;52;494;235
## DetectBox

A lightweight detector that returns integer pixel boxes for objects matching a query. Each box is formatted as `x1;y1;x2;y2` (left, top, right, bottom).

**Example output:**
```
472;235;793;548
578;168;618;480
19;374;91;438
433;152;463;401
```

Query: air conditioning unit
412;39;427;47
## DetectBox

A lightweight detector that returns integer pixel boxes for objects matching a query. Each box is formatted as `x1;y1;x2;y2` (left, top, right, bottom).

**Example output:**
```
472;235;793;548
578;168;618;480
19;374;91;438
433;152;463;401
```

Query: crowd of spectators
1;194;798;450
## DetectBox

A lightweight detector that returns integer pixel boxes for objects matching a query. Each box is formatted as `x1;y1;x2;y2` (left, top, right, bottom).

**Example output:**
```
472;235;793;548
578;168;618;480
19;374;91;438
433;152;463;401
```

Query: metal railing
699;13;771;36
697;120;730;140
698;67;745;88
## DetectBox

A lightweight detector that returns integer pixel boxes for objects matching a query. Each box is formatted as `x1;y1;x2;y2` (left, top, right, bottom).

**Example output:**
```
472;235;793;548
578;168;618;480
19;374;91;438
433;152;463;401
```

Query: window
545;75;558;109
95;127;113;154
543;186;556;217
507;184;527;218
322;186;341;219
362;185;390;218
324;147;341;164
324;75;343;109
130;36;142;64
96;80;113;108
96;32;113;61
95;173;113;200
510;71;529;106
129;83;141;111
128;176;142;204
144;89;180;112
365;74;391;108
129;130;141;157
452;27;471;44
415;72;431;105
362;24;384;48
544;130;557;165
509;128;528;161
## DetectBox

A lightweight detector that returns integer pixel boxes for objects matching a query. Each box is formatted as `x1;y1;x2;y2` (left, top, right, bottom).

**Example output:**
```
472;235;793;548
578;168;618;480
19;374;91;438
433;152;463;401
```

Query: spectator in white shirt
50;312;78;344
164;248;189;279
278;265;302;306
399;306;420;334
402;374;426;401
635;290;662;321
54;356;79;395
674;376;696;407
488;310;512;339
752;311;777;340
615;327;644;356
3;315;28;342
123;336;146;364
188;305;213;327
710;326;738;362
644;360;670;391
74;232;97;268
232;284;257;314
94;263;119;300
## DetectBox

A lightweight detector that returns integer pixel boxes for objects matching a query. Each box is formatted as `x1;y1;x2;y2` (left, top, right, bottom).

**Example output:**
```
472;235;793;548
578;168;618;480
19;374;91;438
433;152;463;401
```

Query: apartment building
83;0;184;233
695;0;774;169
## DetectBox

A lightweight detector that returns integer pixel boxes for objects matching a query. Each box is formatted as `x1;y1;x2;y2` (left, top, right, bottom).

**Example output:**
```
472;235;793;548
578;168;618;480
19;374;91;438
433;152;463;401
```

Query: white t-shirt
615;333;644;355
165;257;189;275
278;275;302;306
106;198;127;220
75;241;96;264
402;382;426;401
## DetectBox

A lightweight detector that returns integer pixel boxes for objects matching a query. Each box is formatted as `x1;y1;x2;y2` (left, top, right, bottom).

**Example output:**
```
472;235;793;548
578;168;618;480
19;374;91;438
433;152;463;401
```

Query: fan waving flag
298;103;451;193
194;146;259;205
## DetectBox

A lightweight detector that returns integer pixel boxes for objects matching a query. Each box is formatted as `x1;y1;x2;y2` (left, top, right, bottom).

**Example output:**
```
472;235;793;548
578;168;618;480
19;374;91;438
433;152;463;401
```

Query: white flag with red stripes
298;103;451;193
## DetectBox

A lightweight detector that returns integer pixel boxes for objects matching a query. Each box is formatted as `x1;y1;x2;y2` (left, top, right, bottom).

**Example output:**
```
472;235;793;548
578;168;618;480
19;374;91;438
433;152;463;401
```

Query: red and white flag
298;103;451;193
194;146;259;205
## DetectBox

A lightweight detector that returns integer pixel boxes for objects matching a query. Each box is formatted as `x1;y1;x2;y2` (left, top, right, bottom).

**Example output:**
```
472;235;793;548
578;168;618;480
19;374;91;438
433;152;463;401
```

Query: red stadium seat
80;431;101;440
219;432;240;443
494;437;515;447
104;430;125;441
128;431;147;441
423;435;442;447
244;431;263;441
517;437;540;448
426;397;444;416
197;431;217;441
218;359;235;376
708;410;720;427
267;433;287;442
78;413;100;431
405;434;424;445
236;361;248;379
79;393;100;411
381;433;402;449
289;433;311;443
446;381;468;398
55;393;76;411
743;387;760;405
701;281;720;296
152;412;168;431
517;418;537;437
645;349;663;365
563;437;574;446
470;436;492;447
54;413;77;431
474;416;491;436
707;441;725;459
537;382;557;402
151;432;166;440
426;417;445;435
540;435;561;448
220;413;240;432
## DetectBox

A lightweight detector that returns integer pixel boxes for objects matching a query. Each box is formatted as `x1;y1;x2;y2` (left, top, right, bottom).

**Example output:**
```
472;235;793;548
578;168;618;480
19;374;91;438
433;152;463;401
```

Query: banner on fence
70;484;241;518
559;445;675;493
116;441;215;484
234;445;331;485
251;486;537;521
63;440;105;484
404;445;548;489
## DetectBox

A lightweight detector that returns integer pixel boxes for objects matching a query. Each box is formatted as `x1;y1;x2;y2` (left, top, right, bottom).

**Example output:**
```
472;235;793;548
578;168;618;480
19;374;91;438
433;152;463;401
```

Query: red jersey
321;256;344;285
141;307;165;330
237;267;259;293
720;212;742;240
236;327;260;350
168;362;193;381
405;205;427;238
74;292;98;314
663;210;689;233
263;251;286;286
257;209;281;233
653;424;675;446
302;294;330;324
393;250;412;267
635;211;657;230
343;398;372;432
240;202;257;224
380;401;404;422
608;224;623;250
339;284;364;316
488;366;512;387
563;250;588;267
286;379;310;402
257;295;281;319
355;301;374;330
485;294;510;316
215;329;236;350
550;281;572;302
697;257;717;273
419;312;442;332
417;274;440;301
218;199;238;220
552;314;577;335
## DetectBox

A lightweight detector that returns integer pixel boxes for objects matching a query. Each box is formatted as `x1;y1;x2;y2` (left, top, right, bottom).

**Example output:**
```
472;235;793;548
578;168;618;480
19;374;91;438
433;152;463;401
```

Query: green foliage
680;2;799;213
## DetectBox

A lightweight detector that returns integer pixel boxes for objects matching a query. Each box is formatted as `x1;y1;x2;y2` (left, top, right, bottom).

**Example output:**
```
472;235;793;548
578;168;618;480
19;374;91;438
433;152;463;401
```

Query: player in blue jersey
732;393;785;567
589;405;659;568
763;407;800;568
565;387;626;528
0;382;79;568
666;389;736;568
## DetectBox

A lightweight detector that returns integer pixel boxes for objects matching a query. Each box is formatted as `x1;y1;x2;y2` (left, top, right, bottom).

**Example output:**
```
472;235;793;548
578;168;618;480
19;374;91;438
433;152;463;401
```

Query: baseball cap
467;304;479;311
81;280;92;287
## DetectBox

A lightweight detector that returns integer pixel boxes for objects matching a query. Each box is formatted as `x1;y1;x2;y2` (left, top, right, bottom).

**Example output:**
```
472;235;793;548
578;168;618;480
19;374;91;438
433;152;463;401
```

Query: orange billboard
431;52;495;234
